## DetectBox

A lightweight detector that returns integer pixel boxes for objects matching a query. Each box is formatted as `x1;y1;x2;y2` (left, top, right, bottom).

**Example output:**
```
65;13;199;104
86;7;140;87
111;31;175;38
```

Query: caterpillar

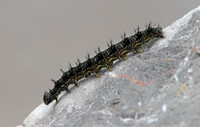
43;24;165;105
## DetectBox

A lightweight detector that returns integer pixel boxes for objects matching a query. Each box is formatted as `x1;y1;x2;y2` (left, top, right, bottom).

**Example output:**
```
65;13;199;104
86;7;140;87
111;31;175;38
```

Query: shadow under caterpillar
43;23;165;105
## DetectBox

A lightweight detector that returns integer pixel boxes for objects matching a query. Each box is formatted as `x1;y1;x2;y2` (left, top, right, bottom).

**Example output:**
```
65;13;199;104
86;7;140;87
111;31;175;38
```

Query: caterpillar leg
106;64;112;71
120;53;128;60
108;66;113;71
122;56;128;60
61;84;71;93
66;88;71;93
135;47;142;53
94;71;100;78
74;80;78;87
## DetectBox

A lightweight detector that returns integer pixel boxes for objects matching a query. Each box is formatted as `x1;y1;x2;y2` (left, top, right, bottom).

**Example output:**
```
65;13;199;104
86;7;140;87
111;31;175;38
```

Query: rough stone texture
20;6;200;127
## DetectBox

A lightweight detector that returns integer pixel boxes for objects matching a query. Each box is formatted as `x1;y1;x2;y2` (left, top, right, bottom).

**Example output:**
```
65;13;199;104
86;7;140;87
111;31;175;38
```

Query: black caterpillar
43;24;165;105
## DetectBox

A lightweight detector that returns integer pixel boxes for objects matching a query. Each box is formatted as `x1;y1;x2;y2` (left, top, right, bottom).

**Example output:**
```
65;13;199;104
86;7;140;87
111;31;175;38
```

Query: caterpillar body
43;24;164;105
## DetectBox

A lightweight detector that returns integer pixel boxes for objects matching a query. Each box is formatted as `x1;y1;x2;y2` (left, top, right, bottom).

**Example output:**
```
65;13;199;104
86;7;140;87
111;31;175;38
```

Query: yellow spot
165;59;167;62
176;83;189;98
95;74;100;78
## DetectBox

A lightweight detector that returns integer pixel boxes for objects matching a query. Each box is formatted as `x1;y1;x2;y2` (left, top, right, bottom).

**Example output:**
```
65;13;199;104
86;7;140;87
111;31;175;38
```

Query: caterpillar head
153;27;164;38
43;91;55;105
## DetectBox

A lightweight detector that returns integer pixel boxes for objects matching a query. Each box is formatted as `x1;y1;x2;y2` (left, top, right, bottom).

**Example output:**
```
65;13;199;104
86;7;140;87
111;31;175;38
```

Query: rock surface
20;6;200;127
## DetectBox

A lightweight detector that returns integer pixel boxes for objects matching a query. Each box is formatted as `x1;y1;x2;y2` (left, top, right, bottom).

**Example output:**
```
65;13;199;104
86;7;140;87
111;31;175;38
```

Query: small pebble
162;104;167;113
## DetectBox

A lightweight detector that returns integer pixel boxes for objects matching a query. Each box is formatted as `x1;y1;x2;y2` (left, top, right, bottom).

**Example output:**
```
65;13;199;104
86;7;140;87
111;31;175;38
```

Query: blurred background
0;0;199;126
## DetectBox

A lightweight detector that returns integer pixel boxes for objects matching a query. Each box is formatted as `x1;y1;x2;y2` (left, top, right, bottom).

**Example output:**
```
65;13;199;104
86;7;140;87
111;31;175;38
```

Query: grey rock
21;6;200;127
